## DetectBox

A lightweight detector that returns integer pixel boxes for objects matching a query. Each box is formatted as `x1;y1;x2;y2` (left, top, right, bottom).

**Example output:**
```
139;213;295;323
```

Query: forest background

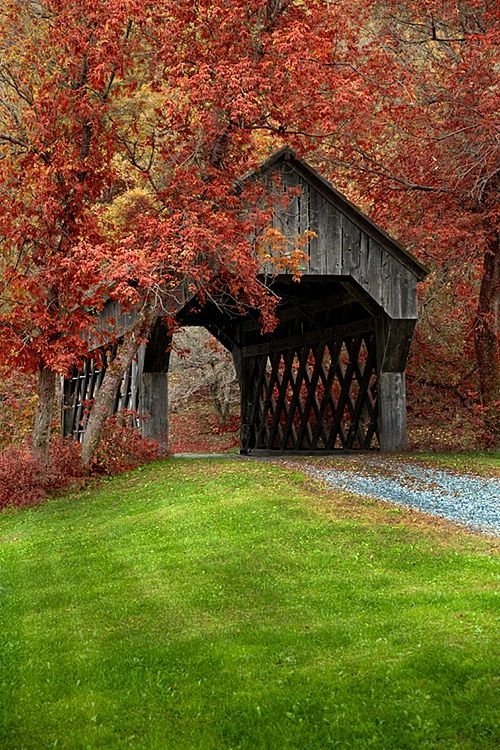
0;0;498;502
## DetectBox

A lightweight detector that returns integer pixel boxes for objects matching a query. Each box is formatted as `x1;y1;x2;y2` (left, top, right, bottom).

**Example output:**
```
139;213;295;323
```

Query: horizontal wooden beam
242;317;374;357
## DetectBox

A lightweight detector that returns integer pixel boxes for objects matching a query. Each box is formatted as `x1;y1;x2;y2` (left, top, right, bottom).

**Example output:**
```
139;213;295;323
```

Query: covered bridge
63;147;427;452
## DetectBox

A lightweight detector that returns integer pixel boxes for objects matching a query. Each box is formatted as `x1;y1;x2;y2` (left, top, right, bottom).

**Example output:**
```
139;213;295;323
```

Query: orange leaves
256;226;313;281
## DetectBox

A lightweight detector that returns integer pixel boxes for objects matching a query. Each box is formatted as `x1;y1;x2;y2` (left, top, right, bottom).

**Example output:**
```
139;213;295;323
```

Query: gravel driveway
296;455;500;536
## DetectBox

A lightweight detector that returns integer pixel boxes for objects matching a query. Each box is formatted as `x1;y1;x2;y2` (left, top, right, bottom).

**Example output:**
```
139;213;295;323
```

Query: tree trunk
33;366;56;464
474;234;499;442
81;300;158;467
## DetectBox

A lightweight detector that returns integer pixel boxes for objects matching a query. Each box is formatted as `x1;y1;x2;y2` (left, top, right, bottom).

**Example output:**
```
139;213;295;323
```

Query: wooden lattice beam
241;328;378;452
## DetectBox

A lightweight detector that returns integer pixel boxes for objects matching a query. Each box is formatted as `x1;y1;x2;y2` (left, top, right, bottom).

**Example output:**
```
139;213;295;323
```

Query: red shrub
46;438;86;489
0;439;85;510
0;445;46;508
90;414;162;475
0;418;163;510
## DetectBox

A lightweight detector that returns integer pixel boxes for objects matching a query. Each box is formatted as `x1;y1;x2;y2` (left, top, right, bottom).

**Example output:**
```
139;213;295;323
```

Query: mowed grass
0;459;498;750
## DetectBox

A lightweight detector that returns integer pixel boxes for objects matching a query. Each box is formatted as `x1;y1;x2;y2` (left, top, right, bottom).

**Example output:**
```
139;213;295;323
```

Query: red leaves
0;0;495;449
90;415;161;475
0;438;84;509
0;421;162;509
1;0;366;381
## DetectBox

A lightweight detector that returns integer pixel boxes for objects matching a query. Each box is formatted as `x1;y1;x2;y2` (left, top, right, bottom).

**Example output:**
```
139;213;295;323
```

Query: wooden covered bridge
63;147;427;452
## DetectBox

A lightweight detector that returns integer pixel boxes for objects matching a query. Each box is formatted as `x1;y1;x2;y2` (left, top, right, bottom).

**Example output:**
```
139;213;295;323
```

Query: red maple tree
1;0;366;462
307;0;498;440
1;0;496;464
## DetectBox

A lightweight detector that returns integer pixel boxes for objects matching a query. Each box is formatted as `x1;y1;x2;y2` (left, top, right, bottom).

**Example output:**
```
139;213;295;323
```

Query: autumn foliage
0;0;498;480
0;420;161;509
0;438;82;509
308;0;499;439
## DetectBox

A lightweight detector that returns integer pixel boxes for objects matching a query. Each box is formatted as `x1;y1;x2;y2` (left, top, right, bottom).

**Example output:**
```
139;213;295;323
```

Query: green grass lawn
1;459;498;750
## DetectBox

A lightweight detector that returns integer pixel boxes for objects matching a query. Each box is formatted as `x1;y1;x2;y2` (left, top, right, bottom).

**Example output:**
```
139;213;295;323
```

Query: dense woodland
0;0;498;498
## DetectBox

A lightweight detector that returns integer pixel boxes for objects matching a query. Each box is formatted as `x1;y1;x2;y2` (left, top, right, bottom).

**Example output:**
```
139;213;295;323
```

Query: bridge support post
376;315;415;452
140;372;168;452
234;347;253;455
378;372;407;452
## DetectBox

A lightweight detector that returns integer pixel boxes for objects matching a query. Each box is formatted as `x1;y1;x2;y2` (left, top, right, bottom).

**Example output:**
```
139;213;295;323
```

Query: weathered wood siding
378;372;407;451
139;372;168;449
268;164;419;320
94;281;191;345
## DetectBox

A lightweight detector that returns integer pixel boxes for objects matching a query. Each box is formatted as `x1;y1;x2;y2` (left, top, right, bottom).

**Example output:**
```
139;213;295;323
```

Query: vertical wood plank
341;217;361;276
238;351;250;453
298;179;311;273
140;372;168;451
367;239;383;307
380;249;391;311
400;269;418;319
307;182;320;273
389;258;402;319
358;232;369;287
378;372;407;452
282;166;299;245
325;203;342;275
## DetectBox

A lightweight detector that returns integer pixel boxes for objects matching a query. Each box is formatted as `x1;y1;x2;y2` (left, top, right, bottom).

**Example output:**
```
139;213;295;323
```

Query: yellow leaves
101;187;158;237
249;131;284;163
114;85;164;123
256;226;287;258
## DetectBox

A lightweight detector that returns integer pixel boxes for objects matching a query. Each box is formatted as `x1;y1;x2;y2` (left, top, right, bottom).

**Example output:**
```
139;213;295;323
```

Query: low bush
90;414;162;475
0;444;46;508
0;418;162;510
0;439;84;510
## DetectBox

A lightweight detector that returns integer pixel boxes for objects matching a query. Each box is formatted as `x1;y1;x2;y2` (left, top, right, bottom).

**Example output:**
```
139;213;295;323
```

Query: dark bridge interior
178;277;379;451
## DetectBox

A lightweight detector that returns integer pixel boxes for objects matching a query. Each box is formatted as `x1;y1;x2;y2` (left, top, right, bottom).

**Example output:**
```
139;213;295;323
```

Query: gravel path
304;457;500;536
